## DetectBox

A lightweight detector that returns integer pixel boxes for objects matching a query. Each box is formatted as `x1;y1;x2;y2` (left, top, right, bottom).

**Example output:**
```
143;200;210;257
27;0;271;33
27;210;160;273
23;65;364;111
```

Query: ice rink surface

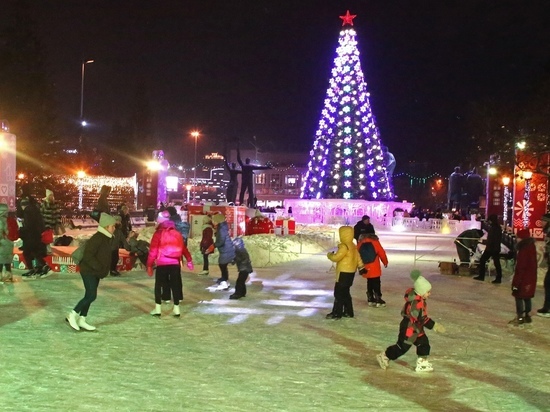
1;229;549;411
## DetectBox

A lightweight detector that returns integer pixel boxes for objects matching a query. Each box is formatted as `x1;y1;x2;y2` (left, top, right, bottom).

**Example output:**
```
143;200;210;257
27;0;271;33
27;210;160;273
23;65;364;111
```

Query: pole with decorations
301;10;393;201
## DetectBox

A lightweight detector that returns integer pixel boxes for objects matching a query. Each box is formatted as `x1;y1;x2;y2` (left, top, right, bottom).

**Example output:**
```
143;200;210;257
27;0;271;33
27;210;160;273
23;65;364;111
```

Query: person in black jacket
454;229;484;266
66;213;116;331
19;198;49;278
353;215;375;241
473;214;503;283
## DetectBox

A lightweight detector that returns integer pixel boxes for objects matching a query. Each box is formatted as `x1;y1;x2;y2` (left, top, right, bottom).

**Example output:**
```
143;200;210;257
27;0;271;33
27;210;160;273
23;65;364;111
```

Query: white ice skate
215;281;230;291
376;352;389;370
415;357;433;372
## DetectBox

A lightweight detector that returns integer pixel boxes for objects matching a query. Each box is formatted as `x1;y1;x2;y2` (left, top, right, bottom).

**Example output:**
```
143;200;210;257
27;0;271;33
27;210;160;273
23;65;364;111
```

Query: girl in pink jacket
147;211;193;317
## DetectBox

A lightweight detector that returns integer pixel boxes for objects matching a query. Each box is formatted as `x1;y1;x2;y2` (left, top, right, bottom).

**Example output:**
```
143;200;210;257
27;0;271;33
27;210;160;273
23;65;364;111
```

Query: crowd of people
3;187;549;372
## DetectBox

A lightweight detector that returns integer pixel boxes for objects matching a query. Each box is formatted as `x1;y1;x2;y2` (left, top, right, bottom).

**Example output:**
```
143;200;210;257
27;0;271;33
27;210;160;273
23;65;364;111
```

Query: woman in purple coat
509;229;538;326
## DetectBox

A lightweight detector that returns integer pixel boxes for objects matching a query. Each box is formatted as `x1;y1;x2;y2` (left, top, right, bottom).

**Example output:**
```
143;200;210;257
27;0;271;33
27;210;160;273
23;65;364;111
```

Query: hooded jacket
214;221;236;265
327;226;362;281
80;226;114;278
357;233;388;278
512;237;537;299
147;220;192;267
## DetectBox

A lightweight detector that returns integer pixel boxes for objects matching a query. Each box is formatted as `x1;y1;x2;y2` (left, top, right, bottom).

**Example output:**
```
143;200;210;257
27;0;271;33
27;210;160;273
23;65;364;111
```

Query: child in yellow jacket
326;226;363;319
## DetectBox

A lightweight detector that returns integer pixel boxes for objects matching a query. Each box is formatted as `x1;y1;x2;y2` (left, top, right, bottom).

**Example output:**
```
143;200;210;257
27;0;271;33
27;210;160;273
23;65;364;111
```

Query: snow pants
154;264;183;305
385;317;431;360
332;271;355;317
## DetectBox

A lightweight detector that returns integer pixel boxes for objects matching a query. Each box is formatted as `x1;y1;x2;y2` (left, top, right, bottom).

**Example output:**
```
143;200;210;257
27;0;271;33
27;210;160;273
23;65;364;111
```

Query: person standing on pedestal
224;157;241;205
237;142;272;207
447;167;464;211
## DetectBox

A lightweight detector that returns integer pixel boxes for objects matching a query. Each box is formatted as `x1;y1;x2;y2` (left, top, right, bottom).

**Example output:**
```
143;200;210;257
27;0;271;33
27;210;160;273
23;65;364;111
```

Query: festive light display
301;11;393;201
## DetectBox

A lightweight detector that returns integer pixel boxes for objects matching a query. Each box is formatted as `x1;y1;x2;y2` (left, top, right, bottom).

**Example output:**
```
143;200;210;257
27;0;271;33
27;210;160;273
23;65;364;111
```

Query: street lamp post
191;131;200;201
80;59;94;123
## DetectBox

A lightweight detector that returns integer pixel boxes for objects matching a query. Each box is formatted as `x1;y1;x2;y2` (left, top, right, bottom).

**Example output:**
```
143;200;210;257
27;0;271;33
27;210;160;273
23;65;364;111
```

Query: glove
433;323;446;333
358;268;368;276
147;266;154;277
187;261;194;271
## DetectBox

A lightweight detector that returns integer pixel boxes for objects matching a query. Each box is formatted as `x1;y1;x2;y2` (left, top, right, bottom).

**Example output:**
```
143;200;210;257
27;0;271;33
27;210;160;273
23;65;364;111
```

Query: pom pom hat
410;269;432;296
157;210;170;224
211;214;226;225
99;213;116;228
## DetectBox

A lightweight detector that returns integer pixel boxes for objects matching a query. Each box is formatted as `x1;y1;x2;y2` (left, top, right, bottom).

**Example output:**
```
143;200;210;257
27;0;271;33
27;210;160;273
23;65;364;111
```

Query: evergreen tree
301;11;393;201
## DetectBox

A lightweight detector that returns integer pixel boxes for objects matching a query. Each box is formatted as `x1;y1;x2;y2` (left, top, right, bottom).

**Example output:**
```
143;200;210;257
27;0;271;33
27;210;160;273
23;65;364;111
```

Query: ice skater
376;270;446;372
147;211;193;317
66;213;117;331
211;213;235;291
229;237;252;300
199;217;214;276
509;229;537;326
0;203;14;282
326;226;363;319
357;233;388;307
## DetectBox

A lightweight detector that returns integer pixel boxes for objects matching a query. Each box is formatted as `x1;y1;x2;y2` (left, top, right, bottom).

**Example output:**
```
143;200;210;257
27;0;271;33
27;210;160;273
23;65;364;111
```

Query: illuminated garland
300;14;393;201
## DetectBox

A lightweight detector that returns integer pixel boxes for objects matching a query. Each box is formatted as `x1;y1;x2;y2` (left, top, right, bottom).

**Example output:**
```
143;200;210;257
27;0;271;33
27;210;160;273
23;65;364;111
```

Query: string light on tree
301;10;393;201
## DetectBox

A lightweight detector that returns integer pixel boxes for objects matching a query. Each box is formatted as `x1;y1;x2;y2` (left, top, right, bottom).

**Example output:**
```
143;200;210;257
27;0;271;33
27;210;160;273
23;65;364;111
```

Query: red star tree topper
339;10;357;26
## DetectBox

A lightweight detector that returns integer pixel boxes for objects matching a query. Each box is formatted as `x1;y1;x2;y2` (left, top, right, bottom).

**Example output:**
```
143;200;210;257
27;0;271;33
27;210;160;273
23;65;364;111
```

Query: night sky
30;1;550;173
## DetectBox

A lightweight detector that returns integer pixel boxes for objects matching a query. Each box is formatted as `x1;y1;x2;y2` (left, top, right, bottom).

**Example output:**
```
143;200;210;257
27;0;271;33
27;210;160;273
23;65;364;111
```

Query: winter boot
198;270;209;276
66;310;80;331
376;352;390;370
172;304;181;317
524;314;532;324
230;273;247;299
77;316;97;331
150;304;162;317
415;357;433;372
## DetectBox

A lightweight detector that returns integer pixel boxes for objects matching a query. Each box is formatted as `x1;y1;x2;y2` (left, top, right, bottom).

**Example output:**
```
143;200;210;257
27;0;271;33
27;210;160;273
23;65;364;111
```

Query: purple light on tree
301;11;393;200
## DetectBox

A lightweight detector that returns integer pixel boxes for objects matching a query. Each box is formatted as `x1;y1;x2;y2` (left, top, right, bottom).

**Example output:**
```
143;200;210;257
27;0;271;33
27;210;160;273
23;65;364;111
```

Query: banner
513;151;549;239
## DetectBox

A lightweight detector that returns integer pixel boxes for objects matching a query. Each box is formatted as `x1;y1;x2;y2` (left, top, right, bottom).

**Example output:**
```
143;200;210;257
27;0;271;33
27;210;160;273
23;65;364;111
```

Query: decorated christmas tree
301;11;394;200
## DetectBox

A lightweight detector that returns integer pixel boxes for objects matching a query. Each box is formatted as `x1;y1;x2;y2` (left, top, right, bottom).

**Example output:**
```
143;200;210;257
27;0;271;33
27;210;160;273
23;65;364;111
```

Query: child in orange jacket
357;233;388;307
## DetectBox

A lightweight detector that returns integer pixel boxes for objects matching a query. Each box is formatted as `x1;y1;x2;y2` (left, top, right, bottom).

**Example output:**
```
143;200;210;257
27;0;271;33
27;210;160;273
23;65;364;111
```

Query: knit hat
157;210;171;224
20;198;30;207
362;215;370;220
45;189;54;198
542;213;550;223
411;269;432;296
99;213;116;228
211;213;225;225
516;229;530;239
114;215;122;222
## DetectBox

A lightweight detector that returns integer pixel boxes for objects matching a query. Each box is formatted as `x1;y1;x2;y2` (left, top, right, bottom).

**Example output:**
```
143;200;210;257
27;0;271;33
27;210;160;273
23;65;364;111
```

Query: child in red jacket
509;229;538;326
377;270;446;372
357;233;388;307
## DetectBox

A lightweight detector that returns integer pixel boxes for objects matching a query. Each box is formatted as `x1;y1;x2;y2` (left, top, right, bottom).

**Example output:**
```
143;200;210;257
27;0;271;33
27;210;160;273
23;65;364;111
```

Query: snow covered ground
1;226;549;411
